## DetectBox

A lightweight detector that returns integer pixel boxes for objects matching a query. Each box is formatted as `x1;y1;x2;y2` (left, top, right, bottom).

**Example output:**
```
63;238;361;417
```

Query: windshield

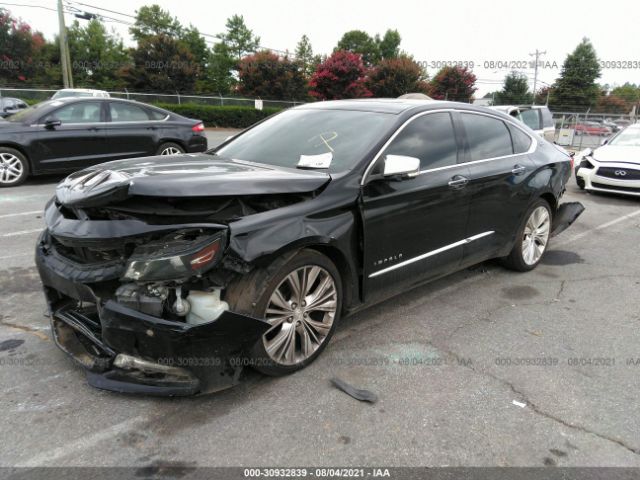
609;127;640;147
4;101;50;123
213;109;395;173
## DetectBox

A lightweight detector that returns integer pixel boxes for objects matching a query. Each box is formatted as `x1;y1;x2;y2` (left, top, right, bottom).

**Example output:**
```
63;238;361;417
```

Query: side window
382;112;458;170
508;124;532;154
519;109;541;130
16;101;28;109
44;102;102;123
109;103;151;122
461;113;513;160
148;108;168;121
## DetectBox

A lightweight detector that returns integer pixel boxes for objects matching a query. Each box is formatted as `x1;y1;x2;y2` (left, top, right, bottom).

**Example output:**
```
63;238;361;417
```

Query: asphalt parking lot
1;132;639;468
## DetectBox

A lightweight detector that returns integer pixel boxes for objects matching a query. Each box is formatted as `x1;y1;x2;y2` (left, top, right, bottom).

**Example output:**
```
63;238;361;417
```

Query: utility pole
57;0;73;88
529;49;546;105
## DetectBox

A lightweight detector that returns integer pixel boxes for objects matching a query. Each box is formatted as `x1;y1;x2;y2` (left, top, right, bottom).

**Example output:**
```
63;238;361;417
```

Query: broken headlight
122;230;226;282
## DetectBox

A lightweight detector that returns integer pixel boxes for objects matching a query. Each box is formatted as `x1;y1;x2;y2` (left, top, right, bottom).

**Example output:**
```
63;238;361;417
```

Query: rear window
540;108;554;128
519;109;541;130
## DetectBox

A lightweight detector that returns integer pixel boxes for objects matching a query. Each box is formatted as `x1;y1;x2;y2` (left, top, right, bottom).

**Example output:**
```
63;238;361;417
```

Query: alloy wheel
522;206;550;265
160;146;182;155
0;153;23;184
262;265;338;365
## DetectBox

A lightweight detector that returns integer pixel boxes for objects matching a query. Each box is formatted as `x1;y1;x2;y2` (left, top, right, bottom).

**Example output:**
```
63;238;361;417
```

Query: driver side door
30;101;109;172
361;111;473;300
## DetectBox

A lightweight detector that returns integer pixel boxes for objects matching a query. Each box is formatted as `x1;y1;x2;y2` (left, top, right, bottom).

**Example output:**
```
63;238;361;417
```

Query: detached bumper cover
36;234;271;396
551;202;585;237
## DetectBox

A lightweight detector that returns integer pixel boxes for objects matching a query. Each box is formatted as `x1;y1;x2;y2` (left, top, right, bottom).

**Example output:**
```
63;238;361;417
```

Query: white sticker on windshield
298;152;332;169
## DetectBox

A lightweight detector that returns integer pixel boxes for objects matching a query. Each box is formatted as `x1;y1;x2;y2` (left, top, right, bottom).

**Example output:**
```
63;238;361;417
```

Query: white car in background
51;88;110;99
490;105;555;142
575;123;640;197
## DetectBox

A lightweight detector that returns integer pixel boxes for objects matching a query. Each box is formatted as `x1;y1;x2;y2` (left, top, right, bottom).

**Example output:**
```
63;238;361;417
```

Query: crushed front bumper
36;232;271;396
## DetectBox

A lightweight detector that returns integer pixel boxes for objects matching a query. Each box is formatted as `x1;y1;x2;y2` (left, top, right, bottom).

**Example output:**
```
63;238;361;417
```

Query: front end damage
36;199;274;396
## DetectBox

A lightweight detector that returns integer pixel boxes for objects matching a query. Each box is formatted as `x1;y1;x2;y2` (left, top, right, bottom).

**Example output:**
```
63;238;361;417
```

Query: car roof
294;98;496;115
57;88;107;93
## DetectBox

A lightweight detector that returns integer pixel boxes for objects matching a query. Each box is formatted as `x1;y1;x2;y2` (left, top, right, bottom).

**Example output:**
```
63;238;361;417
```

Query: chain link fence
0;87;304;109
552;111;637;151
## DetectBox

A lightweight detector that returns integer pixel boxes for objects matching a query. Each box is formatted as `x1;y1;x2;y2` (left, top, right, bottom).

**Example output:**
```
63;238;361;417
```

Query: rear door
361;111;472;299
457;111;537;265
104;102;158;160
30;100;109;171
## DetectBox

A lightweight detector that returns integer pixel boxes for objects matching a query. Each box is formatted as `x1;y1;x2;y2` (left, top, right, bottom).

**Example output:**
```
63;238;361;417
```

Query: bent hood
592;145;640;164
56;154;331;207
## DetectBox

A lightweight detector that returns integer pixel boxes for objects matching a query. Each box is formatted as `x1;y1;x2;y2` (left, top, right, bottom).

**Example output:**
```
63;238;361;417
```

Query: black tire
225;249;342;376
501;199;552;272
156;142;185;156
576;176;586;190
0;147;29;187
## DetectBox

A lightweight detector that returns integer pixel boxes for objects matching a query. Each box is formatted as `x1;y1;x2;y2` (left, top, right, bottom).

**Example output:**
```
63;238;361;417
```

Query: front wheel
501;199;552;272
225;249;342;376
0;147;29;187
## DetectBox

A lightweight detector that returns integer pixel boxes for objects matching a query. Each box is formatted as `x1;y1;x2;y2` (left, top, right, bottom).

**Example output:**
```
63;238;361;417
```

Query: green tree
295;34;317;78
67;19;129;89
336;30;379;65
217;15;260;63
549;38;601;111
238;51;307;100
494;71;533;105
199;42;237;94
376;29;401;59
129;4;182;42
122;34;197;93
611;83;640;105
368;55;429;97
429;65;477;102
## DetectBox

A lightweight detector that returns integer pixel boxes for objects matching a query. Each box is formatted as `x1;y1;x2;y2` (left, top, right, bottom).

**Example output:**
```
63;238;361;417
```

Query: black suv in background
0;97;207;187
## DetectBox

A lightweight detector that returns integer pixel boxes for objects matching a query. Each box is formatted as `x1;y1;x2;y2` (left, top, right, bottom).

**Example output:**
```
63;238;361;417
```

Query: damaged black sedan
35;99;584;396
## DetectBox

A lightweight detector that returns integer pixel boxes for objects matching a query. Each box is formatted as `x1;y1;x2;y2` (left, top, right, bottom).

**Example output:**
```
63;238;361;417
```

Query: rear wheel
501;199;552;272
225;249;342;376
0;147;29;187
157;142;185;156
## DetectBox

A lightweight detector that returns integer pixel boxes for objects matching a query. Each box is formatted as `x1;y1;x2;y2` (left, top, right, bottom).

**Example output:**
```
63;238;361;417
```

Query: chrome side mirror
383;155;420;178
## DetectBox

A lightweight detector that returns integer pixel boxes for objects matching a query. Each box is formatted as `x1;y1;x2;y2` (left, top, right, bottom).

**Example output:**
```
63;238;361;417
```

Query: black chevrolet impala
0;97;207;186
35;99;584;395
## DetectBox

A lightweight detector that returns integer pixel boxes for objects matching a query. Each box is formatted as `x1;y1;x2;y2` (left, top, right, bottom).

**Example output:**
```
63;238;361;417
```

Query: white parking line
17;416;147;467
556;208;640;246
0;228;42;238
0;210;42;219
0;252;32;260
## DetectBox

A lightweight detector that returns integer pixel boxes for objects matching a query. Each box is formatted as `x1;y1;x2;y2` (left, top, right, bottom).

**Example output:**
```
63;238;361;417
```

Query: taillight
192;122;205;133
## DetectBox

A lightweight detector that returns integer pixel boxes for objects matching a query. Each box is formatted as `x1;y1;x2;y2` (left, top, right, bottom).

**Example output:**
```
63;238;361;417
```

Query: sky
3;0;640;97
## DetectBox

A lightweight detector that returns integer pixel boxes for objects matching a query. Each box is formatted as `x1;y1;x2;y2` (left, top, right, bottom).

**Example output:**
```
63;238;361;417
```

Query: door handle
448;175;469;188
512;164;527;175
